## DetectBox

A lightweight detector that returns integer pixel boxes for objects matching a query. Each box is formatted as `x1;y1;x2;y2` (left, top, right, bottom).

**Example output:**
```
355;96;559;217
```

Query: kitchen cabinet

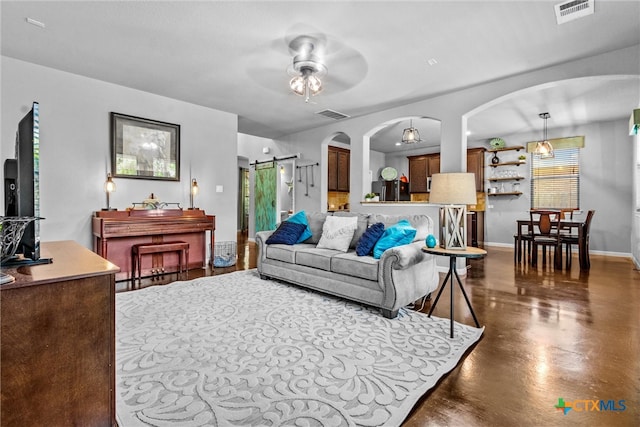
467;148;485;192
407;153;439;193
408;149;484;193
328;146;350;192
408;155;428;193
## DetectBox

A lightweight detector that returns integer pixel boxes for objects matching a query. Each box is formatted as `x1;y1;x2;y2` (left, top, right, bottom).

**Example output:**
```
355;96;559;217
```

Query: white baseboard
483;241;632;259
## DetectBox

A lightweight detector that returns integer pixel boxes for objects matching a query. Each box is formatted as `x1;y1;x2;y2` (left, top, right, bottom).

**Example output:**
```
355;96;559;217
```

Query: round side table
422;246;486;338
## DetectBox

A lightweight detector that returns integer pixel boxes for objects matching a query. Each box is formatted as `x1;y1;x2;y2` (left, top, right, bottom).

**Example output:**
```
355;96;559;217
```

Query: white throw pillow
316;215;358;252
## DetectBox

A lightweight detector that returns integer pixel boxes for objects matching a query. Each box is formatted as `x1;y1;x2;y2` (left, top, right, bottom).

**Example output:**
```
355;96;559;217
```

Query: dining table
515;217;588;269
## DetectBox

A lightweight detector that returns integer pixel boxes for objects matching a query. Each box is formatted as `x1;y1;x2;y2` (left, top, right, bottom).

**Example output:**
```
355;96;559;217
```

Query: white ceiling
2;1;639;154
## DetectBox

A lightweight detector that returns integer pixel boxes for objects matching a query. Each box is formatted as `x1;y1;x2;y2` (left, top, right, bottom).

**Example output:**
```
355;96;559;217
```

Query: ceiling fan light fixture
289;66;323;99
534;112;554;158
289;75;306;96
401;120;422;144
306;74;322;94
287;37;327;101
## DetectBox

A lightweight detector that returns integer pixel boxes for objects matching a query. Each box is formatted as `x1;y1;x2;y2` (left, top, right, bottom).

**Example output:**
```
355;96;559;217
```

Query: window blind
531;148;579;209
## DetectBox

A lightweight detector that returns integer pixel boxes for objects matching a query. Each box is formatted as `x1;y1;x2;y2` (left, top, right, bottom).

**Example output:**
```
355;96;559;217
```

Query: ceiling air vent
315;109;350;121
554;0;594;24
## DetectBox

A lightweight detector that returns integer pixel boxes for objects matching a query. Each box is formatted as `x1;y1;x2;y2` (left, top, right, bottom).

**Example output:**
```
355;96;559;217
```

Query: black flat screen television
3;101;41;262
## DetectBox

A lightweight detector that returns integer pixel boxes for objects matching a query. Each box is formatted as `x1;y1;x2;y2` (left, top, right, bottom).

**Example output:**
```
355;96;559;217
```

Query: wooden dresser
92;209;215;281
0;241;119;426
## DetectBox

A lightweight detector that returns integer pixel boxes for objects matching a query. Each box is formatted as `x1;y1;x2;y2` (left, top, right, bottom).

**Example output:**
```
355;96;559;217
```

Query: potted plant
518;154;526;162
364;192;379;202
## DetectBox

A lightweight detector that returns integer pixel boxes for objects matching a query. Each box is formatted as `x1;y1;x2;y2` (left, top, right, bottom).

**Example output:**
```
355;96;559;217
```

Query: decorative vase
426;234;437;248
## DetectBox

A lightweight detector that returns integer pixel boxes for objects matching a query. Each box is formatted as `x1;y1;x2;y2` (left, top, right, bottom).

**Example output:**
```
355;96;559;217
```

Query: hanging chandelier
534;112;554;158
401;120;422;144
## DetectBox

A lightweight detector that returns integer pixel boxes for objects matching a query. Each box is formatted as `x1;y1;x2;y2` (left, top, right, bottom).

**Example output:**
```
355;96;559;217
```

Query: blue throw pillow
286;210;313;243
266;221;307;245
356;223;385;256
372;220;417;259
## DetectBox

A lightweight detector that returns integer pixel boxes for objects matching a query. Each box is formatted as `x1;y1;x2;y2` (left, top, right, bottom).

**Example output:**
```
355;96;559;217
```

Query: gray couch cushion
295;247;337;271
303;212;330;244
331;251;379;282
333;212;370;248
265;243;315;264
368;214;432;242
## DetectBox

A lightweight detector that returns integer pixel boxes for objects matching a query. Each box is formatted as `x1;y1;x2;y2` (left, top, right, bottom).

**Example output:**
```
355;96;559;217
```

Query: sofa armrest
378;241;438;313
255;230;274;262
379;241;426;270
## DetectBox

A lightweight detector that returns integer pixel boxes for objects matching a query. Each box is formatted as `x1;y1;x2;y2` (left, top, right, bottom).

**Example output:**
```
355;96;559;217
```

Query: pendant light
401;120;422;144
534;112;554;158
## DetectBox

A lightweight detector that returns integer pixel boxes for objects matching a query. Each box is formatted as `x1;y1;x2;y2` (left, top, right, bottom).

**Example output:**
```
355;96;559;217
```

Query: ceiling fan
246;25;367;102
287;35;328;103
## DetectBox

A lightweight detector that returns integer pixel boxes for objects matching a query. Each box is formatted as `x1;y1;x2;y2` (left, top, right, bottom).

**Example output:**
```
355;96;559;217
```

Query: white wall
480;119;633;254
1;57;239;250
369;150;386;185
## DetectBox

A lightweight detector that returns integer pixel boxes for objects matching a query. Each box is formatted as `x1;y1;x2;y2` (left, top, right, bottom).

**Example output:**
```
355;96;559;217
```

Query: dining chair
560;210;595;270
530;210;563;268
513;224;533;263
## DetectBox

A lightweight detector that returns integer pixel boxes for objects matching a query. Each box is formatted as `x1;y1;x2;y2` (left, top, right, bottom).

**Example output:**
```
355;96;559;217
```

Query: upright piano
92;209;215;282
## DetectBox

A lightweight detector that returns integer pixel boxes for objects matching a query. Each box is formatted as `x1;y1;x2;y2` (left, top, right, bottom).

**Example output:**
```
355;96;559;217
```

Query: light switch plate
216;185;223;193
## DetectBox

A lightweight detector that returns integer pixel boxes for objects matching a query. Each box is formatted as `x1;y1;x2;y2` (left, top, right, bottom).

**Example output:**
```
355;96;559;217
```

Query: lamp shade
429;173;477;205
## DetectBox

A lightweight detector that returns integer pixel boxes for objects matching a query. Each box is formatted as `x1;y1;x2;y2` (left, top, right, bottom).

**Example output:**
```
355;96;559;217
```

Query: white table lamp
428;173;477;250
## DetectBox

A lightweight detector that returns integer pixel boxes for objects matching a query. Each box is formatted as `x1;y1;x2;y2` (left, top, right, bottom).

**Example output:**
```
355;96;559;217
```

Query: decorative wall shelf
486;145;524;153
489;161;526;167
488;192;522;196
488;176;525;182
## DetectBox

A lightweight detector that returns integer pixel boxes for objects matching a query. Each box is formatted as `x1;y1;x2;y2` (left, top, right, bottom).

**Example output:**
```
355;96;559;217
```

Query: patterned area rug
116;270;483;426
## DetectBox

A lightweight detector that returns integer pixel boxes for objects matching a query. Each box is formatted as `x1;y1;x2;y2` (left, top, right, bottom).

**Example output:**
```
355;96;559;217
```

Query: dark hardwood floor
116;234;640;426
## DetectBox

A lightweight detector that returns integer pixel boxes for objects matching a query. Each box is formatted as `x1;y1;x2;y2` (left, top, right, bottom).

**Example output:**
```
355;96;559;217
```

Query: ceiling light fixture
289;67;323;100
534;112;554;158
288;37;327;103
401;120;422;144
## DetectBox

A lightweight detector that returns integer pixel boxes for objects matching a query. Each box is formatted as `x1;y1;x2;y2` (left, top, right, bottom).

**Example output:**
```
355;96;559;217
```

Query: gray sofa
255;212;439;318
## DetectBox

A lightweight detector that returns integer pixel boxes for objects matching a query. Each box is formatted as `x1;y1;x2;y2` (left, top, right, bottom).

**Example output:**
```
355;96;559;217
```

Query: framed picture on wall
111;112;180;181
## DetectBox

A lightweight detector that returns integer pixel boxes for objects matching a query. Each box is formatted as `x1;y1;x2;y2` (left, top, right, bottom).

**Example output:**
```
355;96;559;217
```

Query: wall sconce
189;178;199;209
102;173;116;211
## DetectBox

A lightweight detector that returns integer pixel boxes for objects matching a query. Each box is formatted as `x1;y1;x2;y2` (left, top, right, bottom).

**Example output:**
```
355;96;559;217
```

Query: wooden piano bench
131;241;190;286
